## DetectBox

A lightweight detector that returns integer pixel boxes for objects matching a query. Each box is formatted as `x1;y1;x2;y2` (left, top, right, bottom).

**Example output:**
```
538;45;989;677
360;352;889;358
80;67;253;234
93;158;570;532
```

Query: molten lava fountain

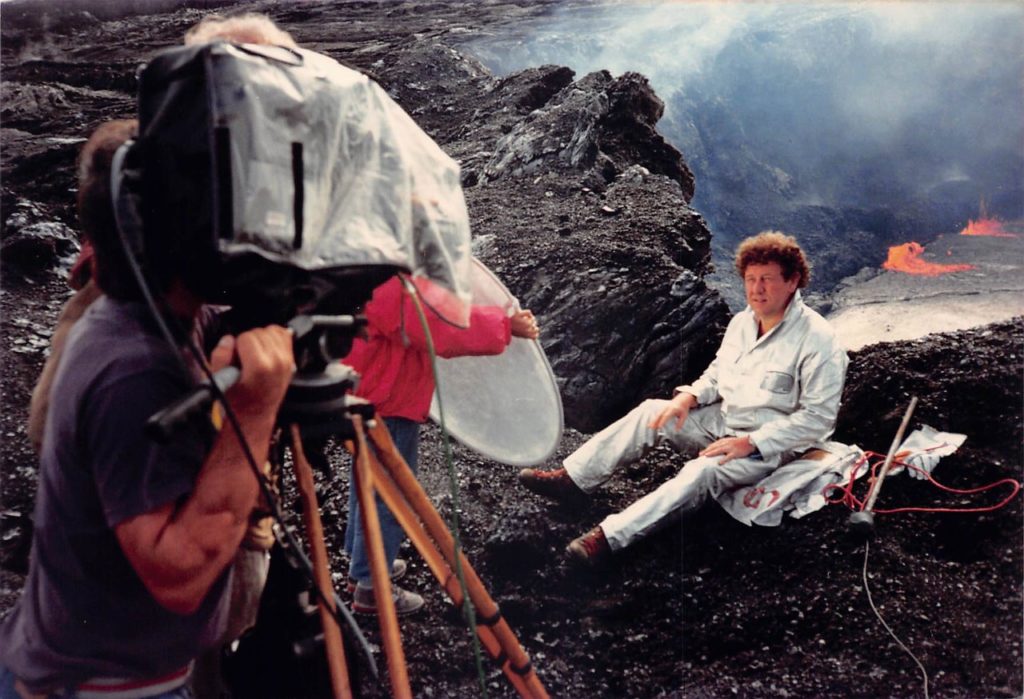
960;217;1017;238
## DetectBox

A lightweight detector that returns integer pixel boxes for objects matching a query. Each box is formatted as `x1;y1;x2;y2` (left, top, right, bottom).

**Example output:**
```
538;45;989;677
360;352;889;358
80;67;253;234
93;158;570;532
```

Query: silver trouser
563;399;778;551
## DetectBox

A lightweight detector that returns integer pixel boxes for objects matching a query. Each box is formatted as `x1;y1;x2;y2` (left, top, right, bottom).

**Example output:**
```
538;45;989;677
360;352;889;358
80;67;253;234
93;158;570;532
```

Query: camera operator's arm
114;325;294;615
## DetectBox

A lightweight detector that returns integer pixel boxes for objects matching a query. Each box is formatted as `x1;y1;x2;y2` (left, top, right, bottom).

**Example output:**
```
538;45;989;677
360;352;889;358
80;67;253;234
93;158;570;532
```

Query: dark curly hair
734;230;811;288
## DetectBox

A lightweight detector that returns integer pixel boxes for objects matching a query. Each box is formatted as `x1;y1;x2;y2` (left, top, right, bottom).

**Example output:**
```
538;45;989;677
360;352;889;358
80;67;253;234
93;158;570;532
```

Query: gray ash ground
2;1;1023;697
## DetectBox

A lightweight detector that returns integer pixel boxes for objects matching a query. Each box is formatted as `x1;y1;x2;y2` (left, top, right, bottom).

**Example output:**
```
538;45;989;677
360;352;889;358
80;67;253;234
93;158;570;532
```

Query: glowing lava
960;217;1016;238
882;242;974;276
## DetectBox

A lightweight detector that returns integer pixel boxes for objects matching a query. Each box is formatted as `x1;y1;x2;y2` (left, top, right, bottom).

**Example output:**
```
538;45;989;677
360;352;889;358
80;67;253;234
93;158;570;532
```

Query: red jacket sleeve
365;277;511;359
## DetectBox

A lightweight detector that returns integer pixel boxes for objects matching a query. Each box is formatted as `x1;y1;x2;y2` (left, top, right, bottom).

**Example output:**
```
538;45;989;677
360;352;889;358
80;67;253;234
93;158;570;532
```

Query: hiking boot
518;467;584;502
352;583;425;616
346;558;407;594
566;526;611;567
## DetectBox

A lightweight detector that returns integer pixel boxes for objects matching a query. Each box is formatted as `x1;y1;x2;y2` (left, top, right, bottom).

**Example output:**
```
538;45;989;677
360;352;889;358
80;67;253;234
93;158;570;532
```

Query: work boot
566;526;611;567
352;583;425;616
518;467;584;502
346;558;408;594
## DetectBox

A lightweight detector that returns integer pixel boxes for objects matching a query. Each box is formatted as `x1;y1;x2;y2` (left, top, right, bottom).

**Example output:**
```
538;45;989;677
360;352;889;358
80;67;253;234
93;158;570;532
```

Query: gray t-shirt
0;296;228;693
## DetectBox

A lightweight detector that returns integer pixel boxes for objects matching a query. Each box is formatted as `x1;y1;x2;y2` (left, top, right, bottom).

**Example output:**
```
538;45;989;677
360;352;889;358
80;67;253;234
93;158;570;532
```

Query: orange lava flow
960;217;1016;238
882;242;974;276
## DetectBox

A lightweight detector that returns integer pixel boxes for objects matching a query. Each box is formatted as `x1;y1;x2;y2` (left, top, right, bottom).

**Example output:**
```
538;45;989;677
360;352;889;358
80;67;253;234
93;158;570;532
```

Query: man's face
743;262;798;322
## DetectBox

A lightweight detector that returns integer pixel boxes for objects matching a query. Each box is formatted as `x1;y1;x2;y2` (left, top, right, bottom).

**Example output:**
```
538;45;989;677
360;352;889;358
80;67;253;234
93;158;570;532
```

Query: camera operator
16;16;304;699
342;276;540;615
0;117;295;699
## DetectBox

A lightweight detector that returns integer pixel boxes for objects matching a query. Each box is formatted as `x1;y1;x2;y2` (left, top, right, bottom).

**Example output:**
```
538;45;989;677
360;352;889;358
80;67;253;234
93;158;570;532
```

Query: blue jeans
0;666;193;699
344;417;420;585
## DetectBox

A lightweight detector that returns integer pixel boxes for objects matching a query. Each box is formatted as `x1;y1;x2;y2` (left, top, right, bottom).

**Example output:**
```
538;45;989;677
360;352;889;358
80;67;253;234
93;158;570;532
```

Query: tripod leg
350;415;413;699
356;444;536;699
288;425;353;699
364;419;551;699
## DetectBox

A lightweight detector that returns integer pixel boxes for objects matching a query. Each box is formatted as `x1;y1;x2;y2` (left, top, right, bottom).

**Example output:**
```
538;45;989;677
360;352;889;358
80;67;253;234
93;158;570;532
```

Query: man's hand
510;309;540;340
648;392;698;431
699;435;756;464
211;326;295;417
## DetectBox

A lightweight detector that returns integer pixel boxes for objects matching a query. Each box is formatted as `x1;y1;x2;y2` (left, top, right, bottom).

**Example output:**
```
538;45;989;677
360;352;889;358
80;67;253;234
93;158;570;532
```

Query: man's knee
614;398;671;443
647;456;719;511
685;454;719;472
707;456;776;495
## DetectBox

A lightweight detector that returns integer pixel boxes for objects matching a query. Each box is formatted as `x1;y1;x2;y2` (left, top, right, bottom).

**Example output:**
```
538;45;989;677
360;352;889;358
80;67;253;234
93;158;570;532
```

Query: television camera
114;38;471;436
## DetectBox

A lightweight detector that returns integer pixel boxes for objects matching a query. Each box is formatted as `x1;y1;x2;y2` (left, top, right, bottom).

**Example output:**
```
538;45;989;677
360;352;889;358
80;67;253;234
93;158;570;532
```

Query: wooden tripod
286;412;550;698
289;424;355;698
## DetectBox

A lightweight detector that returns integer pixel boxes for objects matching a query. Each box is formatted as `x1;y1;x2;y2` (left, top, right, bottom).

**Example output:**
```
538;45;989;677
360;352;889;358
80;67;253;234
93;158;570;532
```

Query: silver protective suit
678;290;849;459
564;291;849;549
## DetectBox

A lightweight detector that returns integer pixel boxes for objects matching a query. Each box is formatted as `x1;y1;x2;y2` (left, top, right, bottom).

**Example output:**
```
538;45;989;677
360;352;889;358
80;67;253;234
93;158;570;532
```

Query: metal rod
863;396;919;513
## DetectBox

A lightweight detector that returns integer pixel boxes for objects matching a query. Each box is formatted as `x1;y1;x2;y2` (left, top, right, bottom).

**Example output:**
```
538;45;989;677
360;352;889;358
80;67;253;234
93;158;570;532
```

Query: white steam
468;1;1024;233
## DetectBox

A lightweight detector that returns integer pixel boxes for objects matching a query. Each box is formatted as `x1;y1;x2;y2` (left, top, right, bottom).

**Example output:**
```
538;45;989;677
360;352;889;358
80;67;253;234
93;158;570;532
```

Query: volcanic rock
482;69;694;199
1;198;79;272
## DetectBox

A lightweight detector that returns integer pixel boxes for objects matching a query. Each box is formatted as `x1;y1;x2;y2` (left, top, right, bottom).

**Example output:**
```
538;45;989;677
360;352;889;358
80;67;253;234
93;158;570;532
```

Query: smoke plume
467;2;1024;293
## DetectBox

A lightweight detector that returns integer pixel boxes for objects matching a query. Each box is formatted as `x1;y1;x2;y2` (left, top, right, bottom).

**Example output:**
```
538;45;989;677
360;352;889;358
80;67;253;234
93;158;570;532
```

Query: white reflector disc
428;259;563;465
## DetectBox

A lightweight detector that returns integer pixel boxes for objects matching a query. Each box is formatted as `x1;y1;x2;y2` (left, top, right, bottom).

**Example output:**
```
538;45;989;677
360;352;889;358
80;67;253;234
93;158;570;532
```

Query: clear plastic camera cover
209;43;472;326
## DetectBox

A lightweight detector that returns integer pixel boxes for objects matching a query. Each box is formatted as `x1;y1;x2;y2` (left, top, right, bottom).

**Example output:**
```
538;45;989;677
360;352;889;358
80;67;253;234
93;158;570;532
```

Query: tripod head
280;314;378;440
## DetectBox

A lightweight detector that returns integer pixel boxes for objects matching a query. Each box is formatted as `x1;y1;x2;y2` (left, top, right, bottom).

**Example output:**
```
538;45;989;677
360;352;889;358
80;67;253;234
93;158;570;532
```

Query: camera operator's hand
510;309;540;340
648;392;698;431
211;326;295;417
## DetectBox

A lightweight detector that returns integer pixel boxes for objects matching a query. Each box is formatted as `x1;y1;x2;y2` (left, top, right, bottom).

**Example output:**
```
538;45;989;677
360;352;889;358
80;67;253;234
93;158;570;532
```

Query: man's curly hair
734;230;811;289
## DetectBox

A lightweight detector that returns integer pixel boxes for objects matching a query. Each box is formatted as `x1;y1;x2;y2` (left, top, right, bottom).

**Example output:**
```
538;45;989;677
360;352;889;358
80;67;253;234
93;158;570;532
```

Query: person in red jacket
342;275;539;614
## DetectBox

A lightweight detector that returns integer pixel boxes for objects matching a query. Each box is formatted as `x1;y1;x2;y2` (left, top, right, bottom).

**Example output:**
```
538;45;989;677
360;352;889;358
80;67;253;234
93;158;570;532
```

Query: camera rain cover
134;42;472;325
428;259;563;466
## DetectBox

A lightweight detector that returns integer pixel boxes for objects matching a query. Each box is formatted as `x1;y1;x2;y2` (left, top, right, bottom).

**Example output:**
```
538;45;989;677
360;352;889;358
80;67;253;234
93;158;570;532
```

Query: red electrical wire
823;450;1021;515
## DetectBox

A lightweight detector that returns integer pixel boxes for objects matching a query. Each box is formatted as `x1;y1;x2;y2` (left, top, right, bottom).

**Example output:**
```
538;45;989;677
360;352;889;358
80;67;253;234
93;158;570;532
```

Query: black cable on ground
861;540;930;699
